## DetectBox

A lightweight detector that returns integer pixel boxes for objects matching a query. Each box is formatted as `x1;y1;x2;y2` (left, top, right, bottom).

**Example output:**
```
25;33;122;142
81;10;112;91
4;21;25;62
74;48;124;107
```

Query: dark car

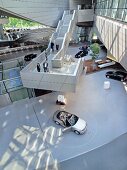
75;50;88;58
75;46;88;58
24;53;37;61
106;71;127;82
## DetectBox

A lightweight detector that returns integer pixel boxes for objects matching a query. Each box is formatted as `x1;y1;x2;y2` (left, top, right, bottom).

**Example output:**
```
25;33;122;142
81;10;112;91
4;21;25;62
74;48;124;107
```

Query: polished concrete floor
0;69;127;170
60;133;127;170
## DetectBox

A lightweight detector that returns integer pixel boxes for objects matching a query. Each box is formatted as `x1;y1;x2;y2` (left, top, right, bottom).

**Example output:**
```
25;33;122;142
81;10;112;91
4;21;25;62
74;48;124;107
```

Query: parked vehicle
106;70;127;82
24;53;37;61
75;50;88;58
53;110;87;135
75;46;88;58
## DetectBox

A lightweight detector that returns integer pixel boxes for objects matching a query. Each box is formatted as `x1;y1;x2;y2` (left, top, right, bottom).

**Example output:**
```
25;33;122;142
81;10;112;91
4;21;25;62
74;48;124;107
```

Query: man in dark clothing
45;51;48;61
51;42;54;52
37;63;41;72
56;44;59;51
12;32;17;40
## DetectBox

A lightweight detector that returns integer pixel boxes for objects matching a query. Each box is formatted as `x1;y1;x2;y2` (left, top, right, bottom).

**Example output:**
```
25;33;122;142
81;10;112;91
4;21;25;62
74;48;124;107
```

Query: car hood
72;118;86;130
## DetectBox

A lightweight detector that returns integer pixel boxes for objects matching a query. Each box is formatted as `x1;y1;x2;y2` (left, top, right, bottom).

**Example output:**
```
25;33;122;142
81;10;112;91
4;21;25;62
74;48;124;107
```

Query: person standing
45;51;48;61
43;61;49;72
51;42;54;52
37;63;41;72
56;44;59;51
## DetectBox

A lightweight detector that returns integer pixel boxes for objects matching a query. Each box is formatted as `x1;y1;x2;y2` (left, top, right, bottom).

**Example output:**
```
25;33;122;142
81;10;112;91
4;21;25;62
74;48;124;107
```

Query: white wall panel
95;15;127;71
0;0;69;27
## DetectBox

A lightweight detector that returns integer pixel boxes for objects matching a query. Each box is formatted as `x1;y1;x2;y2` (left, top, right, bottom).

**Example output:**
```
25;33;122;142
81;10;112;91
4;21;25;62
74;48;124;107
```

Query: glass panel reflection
0;81;6;95
4;77;23;92
3;67;21;80
95;0;127;22
9;88;29;102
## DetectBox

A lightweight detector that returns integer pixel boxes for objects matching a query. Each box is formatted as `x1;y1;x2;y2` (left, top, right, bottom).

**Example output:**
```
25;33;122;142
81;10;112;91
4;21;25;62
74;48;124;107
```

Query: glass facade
95;0;127;22
0;57;34;103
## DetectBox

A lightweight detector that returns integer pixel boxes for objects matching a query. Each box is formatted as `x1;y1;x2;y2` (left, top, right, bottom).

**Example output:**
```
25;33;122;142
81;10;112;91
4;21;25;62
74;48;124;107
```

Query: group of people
51;42;59;52
4;29;22;41
59;112;72;127
37;51;49;73
36;41;60;73
37;62;49;73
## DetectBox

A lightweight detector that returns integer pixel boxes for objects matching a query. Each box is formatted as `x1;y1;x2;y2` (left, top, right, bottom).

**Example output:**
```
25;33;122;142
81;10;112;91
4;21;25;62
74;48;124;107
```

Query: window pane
95;0;126;22
118;0;126;8
108;0;113;8
9;88;29;102
111;9;117;18
4;77;23;92
111;0;119;8
124;9;127;22
125;0;127;8
117;9;125;20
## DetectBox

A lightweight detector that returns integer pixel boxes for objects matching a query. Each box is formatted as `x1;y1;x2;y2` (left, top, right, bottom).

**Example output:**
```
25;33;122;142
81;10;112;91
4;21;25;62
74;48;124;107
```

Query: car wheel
74;130;80;135
106;75;109;78
55;121;60;125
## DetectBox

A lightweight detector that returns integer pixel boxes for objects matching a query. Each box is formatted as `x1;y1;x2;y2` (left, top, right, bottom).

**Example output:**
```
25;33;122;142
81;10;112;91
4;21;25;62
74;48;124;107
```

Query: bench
98;61;116;68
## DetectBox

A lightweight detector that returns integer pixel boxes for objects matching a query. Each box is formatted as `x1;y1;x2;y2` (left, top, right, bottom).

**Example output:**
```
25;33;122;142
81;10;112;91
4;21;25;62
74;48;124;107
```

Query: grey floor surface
0;69;127;170
60;133;127;170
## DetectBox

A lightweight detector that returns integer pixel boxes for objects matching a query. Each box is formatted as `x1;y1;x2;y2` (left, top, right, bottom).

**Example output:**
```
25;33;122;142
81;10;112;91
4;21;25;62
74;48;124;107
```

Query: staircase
50;10;78;68
56;15;73;39
63;15;73;25
20;10;84;92
49;10;77;55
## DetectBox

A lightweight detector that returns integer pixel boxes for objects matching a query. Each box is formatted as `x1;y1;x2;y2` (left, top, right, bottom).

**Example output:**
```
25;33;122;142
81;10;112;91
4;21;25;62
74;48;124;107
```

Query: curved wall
60;133;127;170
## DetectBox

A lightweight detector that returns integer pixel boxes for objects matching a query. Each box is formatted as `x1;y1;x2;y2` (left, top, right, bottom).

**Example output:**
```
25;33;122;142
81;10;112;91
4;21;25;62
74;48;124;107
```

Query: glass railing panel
3;77;23;92
0;81;6;95
3;60;20;70
3;67;21;80
18;58;25;67
9;88;29;102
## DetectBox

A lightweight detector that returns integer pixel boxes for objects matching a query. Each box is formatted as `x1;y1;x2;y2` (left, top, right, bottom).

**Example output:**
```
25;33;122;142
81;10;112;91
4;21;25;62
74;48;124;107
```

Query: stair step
58;26;68;37
63;15;73;25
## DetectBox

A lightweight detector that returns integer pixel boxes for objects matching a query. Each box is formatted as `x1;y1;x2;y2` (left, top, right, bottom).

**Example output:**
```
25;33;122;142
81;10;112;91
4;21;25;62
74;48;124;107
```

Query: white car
53;110;87;135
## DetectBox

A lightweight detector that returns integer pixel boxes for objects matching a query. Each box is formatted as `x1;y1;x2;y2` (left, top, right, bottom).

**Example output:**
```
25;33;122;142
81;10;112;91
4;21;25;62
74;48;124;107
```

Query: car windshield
67;115;78;126
58;111;79;127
